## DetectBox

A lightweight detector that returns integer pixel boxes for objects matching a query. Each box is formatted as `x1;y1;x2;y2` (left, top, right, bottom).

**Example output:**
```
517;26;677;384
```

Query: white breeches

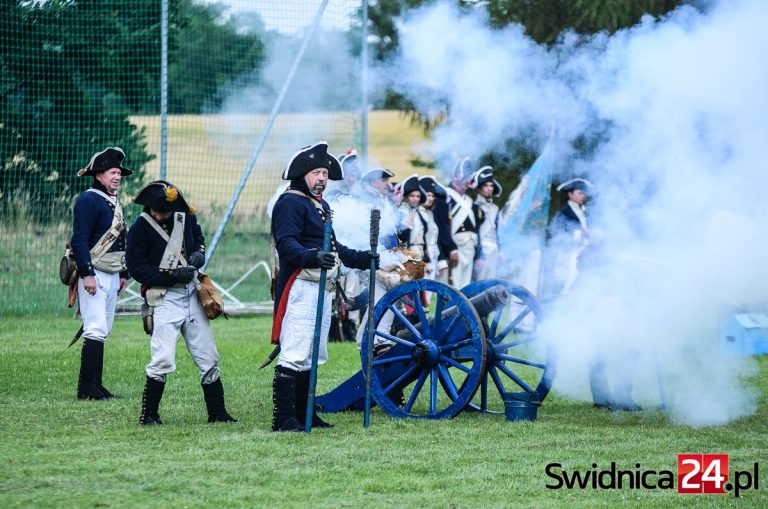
356;280;395;349
146;283;221;383
78;269;119;342
277;279;333;372
452;231;477;289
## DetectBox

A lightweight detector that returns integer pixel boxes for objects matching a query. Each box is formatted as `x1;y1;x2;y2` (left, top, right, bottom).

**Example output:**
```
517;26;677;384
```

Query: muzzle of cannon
315;279;552;420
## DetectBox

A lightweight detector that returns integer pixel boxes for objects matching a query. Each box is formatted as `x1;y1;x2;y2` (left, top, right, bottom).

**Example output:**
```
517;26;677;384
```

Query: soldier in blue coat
270;141;378;432
126;180;236;425
71;147;131;400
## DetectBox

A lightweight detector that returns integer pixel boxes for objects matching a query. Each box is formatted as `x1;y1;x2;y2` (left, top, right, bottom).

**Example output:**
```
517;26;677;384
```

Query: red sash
270;269;300;345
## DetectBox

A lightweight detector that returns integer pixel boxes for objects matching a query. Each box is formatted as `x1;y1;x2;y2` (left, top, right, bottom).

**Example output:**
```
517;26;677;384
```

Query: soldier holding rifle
270;141;378;432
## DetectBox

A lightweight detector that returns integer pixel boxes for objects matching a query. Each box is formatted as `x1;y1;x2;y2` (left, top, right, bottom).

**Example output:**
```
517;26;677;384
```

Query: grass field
2;315;767;508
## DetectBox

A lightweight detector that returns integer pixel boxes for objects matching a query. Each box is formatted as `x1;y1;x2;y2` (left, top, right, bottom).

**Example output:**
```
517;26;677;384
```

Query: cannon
316;278;553;419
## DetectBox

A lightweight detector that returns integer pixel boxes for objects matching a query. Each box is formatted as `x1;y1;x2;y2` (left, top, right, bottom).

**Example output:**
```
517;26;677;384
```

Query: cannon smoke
382;0;768;426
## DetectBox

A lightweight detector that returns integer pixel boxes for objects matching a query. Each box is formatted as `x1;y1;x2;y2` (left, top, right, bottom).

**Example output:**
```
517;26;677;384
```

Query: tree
486;0;685;43
169;1;265;114
0;0;153;223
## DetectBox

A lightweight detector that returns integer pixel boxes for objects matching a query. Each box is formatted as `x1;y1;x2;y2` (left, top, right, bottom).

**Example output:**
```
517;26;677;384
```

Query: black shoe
272;366;302;432
295;370;334;429
202;378;238;423
77;339;107;400
139;376;165;425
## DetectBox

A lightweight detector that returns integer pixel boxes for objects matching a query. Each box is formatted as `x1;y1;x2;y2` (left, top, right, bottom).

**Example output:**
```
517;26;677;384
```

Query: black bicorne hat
78;147;132;177
283;141;343;181
360;167;395;182
469;166;502;197
557;178;593;193
133;180;192;213
396;174;426;204
419;176;447;198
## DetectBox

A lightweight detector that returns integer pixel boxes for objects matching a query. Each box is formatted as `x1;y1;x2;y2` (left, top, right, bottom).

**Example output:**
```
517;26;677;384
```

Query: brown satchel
197;272;227;320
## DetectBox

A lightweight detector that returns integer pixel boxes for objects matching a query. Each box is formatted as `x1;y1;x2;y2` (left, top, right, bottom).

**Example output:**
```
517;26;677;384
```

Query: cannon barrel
399;284;509;339
440;284;509;320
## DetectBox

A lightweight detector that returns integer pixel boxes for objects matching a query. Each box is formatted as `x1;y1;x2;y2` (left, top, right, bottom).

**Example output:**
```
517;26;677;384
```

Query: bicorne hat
133;180;192;214
283;141;343;181
557;178;593;193
338;149;361;179
78;147;132;177
418;176;447;198
469;166;502;197
396;174;426;204
360;167;395;182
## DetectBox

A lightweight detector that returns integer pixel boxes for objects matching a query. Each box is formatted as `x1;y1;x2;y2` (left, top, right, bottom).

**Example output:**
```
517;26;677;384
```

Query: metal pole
361;0;369;164
203;0;332;270
305;218;333;433
159;0;168;181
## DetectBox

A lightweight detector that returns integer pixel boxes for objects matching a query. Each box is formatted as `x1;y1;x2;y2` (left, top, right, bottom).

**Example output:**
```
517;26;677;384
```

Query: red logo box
678;454;729;494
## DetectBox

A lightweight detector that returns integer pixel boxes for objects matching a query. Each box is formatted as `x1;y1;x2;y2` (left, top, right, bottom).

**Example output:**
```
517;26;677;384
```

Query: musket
305;215;333;433
68;324;85;348
363;209;380;428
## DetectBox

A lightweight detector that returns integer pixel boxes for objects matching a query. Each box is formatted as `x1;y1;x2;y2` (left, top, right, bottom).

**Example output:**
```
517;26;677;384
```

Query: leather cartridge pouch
59;244;78;286
141;302;154;335
142;288;168;335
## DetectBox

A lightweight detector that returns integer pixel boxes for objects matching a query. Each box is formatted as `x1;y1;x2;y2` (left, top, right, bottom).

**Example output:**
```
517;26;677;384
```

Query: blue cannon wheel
361;279;487;419
459;279;552;413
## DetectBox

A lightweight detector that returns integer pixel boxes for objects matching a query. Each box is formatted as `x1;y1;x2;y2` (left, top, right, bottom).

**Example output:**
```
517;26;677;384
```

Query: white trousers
78;269;119;342
146;283;221;383
452;231;477;289
277;279;333;372
355;280;395;349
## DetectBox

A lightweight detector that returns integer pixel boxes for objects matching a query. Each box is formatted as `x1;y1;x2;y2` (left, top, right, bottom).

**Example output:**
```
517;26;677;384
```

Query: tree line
0;0;265;223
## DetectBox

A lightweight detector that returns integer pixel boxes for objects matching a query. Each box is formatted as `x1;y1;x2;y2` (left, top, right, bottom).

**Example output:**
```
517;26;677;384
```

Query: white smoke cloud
382;0;768;425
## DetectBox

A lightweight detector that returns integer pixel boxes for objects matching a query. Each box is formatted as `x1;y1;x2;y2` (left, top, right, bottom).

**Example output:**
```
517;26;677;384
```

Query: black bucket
503;392;541;422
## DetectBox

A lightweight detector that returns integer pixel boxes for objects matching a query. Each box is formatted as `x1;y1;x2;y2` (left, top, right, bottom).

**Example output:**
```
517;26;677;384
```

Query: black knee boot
77;339;106;400
295;370;334;429
271;366;302;432
202;378;238;423
139;376;165;425
93;340;114;399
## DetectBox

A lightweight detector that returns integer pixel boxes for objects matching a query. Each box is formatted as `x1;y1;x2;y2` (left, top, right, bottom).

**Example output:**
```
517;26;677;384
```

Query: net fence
1;0;364;315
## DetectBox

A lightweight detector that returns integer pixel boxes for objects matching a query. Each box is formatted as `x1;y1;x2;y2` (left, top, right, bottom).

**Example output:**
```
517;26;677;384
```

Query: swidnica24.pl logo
545;454;759;497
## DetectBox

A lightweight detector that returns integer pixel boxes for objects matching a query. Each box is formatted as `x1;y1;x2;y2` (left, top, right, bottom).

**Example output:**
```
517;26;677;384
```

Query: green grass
2;316;767;508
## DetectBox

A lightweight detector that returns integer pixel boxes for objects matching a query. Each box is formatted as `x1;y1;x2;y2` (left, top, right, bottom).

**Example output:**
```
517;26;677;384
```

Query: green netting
1;0;364;315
